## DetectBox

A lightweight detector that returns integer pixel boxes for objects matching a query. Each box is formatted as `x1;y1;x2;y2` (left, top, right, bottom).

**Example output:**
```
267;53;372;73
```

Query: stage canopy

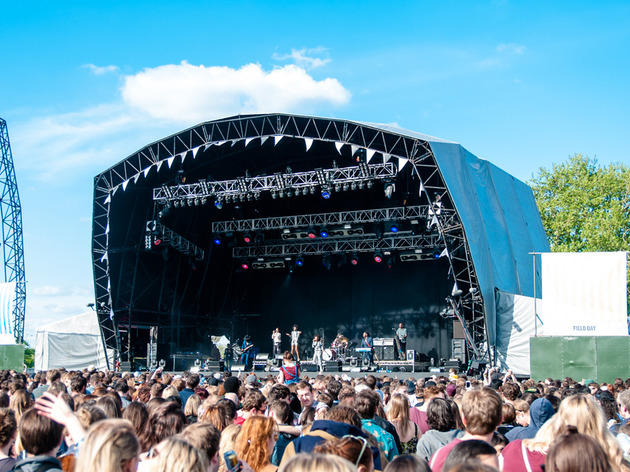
92;114;549;368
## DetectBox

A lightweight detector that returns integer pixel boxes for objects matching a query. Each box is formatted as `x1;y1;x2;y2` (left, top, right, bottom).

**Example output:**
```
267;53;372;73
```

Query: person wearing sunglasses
314;435;374;472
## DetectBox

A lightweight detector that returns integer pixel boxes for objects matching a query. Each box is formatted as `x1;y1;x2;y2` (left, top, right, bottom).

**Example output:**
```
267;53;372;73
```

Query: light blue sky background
1;1;628;343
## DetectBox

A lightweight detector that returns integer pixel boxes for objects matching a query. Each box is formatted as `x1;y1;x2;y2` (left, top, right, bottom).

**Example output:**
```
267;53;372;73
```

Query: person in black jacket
12;408;64;472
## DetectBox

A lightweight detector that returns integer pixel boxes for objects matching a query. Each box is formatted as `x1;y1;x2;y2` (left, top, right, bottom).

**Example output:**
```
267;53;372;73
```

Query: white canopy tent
35;311;108;371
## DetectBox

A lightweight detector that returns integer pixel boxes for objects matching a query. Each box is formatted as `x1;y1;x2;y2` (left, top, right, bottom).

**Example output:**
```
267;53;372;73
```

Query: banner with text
541;252;628;336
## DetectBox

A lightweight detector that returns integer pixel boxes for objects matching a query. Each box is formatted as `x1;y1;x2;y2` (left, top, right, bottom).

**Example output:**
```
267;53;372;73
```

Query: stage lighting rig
153;162;397;206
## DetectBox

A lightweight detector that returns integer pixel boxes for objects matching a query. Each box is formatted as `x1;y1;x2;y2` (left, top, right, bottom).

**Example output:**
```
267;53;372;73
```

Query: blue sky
1;1;629;343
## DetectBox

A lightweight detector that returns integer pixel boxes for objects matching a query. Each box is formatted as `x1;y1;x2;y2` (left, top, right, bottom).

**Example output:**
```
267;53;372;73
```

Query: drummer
332;333;349;356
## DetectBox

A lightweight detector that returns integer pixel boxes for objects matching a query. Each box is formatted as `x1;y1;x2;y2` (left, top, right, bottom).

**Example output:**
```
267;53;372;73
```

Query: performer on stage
312;335;324;372
240;335;255;369
361;331;374;365
271;327;282;357
395;322;408;360
332;332;349;359
286;325;302;361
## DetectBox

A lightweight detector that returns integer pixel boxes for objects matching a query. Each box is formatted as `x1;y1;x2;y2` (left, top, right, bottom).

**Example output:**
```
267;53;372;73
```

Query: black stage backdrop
214;256;452;360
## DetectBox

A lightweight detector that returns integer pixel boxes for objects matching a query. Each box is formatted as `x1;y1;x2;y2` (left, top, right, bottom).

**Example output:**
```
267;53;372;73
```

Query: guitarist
395;322;408;360
240;335;255;369
361;331;374;365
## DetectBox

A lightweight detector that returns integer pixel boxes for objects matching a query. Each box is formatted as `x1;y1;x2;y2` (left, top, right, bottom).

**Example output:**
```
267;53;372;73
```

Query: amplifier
373;337;394;347
325;361;342;372
374;345;395;361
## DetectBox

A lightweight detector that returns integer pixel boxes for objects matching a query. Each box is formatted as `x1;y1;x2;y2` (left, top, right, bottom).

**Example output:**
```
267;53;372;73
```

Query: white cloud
11;61;350;181
121;61;350;122
496;43;526;55
82;63;119;75
272;47;331;69
30;285;62;296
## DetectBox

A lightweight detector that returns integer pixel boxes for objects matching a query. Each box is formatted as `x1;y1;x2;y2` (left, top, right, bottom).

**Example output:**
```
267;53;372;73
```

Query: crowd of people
0;354;628;472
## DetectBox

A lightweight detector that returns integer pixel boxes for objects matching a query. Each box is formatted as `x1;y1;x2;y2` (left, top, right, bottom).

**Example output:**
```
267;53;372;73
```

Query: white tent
35;311;108;371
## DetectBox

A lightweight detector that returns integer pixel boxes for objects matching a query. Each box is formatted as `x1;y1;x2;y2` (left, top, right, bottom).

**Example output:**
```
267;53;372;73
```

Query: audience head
19;407;64;456
384;454;431;472
75;419;139;472
315;435;374;472
545;426;612;472
442;439;498;472
460;387;502;435
281;453;356;472
234;416;277;472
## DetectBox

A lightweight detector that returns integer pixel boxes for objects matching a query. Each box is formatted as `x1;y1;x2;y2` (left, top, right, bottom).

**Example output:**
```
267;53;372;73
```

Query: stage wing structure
92;114;549;368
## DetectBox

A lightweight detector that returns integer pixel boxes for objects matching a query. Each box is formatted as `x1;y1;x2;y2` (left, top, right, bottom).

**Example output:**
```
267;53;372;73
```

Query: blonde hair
387;393;412;437
218;424;241;472
75;419;139;472
162;385;179;399
524;394;624;469
184;394;201;417
280;453;356;472
155;437;208;472
234;416;277;472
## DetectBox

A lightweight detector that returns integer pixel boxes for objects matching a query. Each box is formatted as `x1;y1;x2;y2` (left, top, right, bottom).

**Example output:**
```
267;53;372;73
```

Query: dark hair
326;380;342;400
223;376;240;394
384;454;431;472
186;373;200;389
296;381;312;392
0;408;16;447
355;390;379;419
241;390;266;412
546;427;612;472
19;408;64;455
71;376;87;393
427;398;457;431
95;396;121;418
501;382;520;401
122;401;148;437
216;398;237;421
501;402;516;424
140;401;186;451
325;405;362;429
365;375;377;390
269;400;292;424
268;384;290;402
442;439;497;472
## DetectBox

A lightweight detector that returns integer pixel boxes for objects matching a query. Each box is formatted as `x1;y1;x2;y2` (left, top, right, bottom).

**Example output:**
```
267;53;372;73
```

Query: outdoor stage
92;114;548;372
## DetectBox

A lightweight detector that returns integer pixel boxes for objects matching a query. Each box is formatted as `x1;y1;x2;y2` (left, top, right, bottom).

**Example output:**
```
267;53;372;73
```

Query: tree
530;154;630;313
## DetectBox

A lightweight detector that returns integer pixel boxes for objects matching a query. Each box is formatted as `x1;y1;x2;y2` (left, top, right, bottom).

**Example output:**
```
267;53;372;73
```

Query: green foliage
530;154;630;313
24;346;34;368
530;154;630;252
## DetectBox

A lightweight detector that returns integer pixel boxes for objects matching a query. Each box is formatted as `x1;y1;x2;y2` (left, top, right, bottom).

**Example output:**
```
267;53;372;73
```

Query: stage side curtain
541;252;629;336
428;141;550;347
0;282;15;344
40;333;107;371
495;290;544;375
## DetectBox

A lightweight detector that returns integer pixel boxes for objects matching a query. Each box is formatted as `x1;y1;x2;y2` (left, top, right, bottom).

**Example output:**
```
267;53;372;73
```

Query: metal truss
233;234;442;258
145;220;205;260
92;113;488;362
153;162;396;205
212;205;450;233
0;119;26;343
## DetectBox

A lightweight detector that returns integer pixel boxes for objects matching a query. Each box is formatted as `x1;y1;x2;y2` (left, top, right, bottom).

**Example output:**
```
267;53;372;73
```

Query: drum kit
323;335;350;361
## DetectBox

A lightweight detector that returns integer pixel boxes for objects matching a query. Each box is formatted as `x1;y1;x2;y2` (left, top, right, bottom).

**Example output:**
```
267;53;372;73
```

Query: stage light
295;256;304;267
286;189;294;198
309;187;315;195
373;252;383;263
320;228;329;238
334;183;341;192
214;199;223;209
321;187;331;199
153;238;162;247
367;181;374;189
194;198;200;206
213;238;221;246
351;182;357;191
434;251;441;259
358;181;365;190
243;233;252;244
350;253;359;266
271;191;277;199
389;223;399;233
282;228;291;235
307;229;317;239
279;190;285;198
384;181;395;199
342;183;349;191
201;197;208;205
241;262;250;270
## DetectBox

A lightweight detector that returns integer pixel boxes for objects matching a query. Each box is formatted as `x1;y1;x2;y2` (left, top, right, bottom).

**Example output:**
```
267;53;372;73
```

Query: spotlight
350;253;359;266
319;228;329;238
334;183;341;192
307;228;317;239
241;262;250;270
201;197;207;205
367;181;374;189
271;191;277;199
384;181;395;199
434;251;442;259
373;252;383;263
321;187;331;199
243;233;252;244
358;181;365;190
342;183;349;191
309;187;315;195
389;223;399;233
194;198;200;206
279;190;285;198
286;189;294;198
213;199;222;210
213;237;222;246
153;238;162;247
295;256;304;267
351;182;357;191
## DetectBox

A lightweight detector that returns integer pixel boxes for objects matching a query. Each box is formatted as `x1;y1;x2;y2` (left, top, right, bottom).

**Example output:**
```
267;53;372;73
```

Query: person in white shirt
286;325;302;362
271;328;282;358
312;335;324;372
